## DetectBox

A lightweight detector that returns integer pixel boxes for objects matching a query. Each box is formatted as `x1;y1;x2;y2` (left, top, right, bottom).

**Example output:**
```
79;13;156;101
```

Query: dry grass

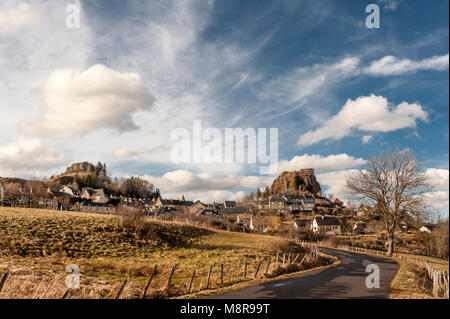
390;258;435;299
0;207;332;299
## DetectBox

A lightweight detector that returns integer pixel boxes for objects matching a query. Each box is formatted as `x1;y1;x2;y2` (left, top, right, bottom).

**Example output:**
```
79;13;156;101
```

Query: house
419;225;438;233
81;188;108;203
220;206;249;215
353;222;366;234
195;208;220;217
79;202;113;214
293;219;312;231
257;199;269;211
190;200;207;214
224;200;236;208
59;185;80;198
269;195;284;210
312;216;341;235
333;198;344;207
236;216;254;230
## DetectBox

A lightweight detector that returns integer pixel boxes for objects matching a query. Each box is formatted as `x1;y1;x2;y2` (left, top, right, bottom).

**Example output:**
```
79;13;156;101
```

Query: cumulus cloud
20;65;154;138
426;168;449;190
297;95;428;147
0;3;40;36
275;154;366;174
364;54;449;76
0;138;68;177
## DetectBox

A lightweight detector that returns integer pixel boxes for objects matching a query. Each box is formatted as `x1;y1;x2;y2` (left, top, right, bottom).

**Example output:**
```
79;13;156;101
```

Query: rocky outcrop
65;162;96;174
270;169;322;196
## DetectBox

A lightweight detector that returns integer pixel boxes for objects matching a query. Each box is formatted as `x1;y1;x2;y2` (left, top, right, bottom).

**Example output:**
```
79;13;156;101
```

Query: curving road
210;247;398;299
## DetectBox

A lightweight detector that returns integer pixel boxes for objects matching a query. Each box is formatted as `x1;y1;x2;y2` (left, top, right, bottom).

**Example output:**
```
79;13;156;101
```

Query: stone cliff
270;169;322;196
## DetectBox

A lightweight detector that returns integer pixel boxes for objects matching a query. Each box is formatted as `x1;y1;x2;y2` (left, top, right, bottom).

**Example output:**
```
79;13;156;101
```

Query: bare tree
346;149;432;256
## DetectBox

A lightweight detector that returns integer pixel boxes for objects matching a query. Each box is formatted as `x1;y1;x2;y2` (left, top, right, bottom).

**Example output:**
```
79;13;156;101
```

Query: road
211;247;398;299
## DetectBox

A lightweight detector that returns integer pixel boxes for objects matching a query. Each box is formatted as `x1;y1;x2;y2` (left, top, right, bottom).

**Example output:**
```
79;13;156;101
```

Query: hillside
0;207;330;299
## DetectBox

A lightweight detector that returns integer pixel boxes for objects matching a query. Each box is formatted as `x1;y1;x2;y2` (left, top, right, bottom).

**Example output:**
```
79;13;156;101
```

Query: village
0;162;442;250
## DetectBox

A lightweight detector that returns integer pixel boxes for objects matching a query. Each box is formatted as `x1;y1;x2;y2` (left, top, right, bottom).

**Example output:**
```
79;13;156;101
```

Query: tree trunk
387;234;394;257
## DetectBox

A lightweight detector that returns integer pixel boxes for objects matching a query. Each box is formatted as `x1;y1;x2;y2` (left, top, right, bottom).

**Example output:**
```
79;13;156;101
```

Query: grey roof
221;207;248;214
294;219;311;227
315;216;340;226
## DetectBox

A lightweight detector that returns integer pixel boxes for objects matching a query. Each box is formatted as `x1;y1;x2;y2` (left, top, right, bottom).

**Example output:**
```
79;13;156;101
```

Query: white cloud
377;0;403;11
163;190;247;203
260;57;361;114
362;135;373;144
0;138;68;177
297;95;428;147
0;3;40;36
316;169;359;199
112;145;170;159
426;168;449;190
364;54;449;76
424;191;449;210
275;154;366;173
20;65;154;138
143;170;272;194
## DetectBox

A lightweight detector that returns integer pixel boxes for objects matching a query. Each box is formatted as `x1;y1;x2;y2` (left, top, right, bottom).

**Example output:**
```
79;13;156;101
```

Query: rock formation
65;162;96;174
270;169;322;196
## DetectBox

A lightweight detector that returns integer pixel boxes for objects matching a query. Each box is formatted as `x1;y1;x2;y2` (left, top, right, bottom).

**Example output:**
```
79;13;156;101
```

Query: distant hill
270;169;322;196
49;161;104;185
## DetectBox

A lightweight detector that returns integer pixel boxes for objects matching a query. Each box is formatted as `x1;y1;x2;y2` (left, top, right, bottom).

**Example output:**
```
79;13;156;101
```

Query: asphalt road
211;247;398;299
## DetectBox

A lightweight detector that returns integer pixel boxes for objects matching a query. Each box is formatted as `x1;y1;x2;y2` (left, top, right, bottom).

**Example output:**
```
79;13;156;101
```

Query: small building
59;185;80;198
190;200;207;214
269;195;284;210
419;225;438;233
224;201;236;208
333;198;344;207
312;216;341;235
293;219;312;231
257;199;269;211
353;222;366;234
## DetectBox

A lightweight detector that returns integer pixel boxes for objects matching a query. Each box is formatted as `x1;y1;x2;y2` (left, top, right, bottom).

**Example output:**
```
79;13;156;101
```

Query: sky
0;0;448;214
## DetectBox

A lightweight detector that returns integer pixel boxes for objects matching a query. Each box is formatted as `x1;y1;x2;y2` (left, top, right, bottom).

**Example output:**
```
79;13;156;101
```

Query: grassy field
390;258;435;299
0;207;330;299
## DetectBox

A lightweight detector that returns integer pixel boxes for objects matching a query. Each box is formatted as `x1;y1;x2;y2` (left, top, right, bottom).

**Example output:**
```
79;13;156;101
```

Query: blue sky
0;0;448;213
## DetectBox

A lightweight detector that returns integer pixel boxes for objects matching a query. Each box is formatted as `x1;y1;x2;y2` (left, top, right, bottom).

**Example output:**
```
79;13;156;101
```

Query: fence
300;240;449;299
0;246;323;299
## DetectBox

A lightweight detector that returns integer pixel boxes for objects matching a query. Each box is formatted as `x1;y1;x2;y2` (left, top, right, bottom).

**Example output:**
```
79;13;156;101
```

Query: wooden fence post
206;265;213;289
254;261;262;279
282;253;285;266
166;264;177;294
187;270;196;294
275;252;279;265
0;272;9;295
61;288;71;299
115;278;128;299
220;264;224;286
243;259;248;278
142;265;157;299
265;258;271;275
